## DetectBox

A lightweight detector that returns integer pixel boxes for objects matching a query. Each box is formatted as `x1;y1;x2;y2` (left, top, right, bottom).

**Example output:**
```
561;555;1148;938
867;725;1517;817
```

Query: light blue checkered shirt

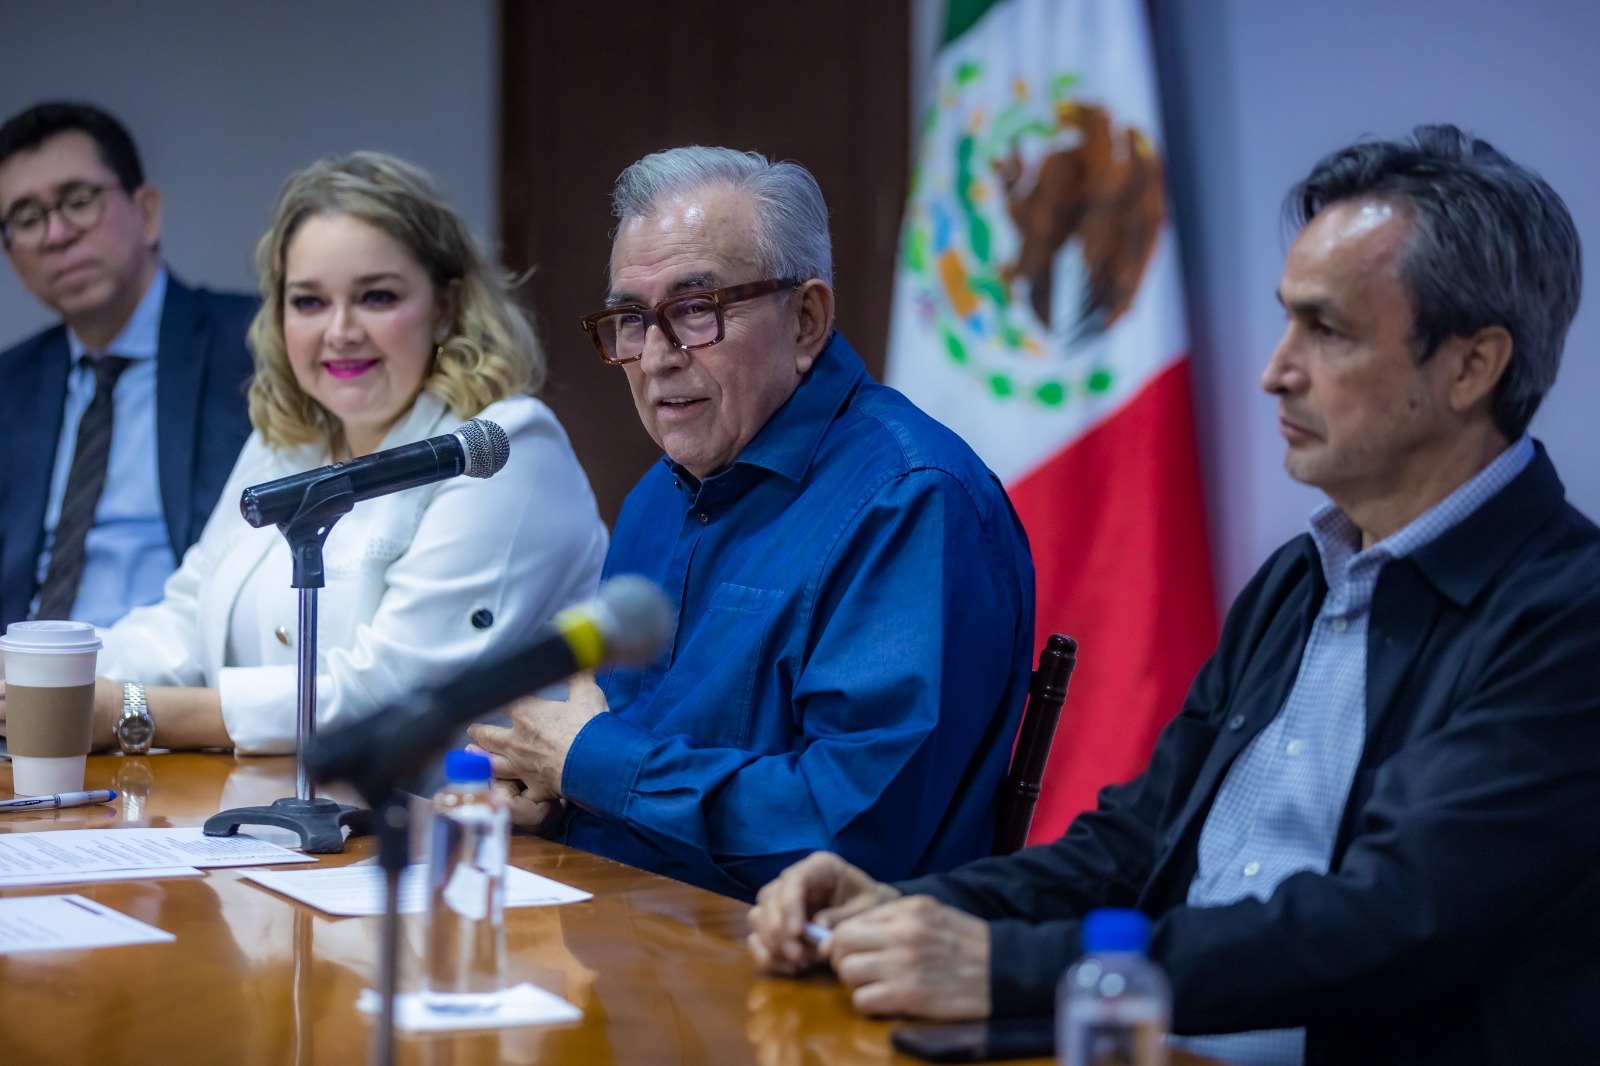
1174;435;1534;1066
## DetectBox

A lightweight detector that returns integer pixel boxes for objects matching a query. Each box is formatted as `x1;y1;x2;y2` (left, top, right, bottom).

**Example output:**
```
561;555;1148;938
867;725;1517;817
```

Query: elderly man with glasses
0;102;255;630
468;146;1036;899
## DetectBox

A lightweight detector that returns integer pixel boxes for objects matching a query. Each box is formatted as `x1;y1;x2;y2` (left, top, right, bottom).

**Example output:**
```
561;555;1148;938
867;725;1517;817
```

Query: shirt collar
380;388;450;449
1306;503;1365;592
67;265;167;362
1307;433;1536;588
1410;438;1564;606
665;330;867;490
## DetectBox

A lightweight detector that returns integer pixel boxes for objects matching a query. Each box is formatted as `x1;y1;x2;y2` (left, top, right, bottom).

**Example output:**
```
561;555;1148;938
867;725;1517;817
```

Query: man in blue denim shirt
469;147;1035;899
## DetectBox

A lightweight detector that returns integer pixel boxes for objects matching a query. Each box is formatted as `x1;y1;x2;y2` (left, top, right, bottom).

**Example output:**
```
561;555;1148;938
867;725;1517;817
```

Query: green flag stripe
942;0;1004;46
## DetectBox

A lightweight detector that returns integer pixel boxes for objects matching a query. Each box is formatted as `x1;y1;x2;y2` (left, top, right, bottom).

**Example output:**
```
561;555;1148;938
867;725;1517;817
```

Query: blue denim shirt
560;331;1036;898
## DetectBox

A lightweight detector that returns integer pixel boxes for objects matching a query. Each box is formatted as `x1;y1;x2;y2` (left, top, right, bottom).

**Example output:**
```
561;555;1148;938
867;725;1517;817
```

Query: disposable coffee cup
1;621;102;796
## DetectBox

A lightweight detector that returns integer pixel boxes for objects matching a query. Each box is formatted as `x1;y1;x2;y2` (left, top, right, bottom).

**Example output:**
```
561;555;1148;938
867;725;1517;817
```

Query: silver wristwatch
114;682;154;755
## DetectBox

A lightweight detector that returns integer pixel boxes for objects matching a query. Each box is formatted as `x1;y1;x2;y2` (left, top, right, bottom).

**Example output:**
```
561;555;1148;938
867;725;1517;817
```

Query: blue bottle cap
444;749;492;784
1081;908;1151;953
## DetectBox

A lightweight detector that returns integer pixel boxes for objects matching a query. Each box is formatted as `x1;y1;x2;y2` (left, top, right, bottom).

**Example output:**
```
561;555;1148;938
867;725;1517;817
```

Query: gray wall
1153;0;1600;598
0;0;494;343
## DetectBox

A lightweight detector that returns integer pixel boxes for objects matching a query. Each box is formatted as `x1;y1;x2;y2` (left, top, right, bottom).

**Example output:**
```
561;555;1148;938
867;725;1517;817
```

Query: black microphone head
594;575;676;664
454;418;510;478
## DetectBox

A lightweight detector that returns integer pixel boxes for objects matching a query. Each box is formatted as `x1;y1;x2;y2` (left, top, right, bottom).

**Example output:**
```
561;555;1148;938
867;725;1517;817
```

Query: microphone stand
305;577;677;1065
308;717;423;1066
204;474;370;853
369;790;411;1066
309;669;491;1066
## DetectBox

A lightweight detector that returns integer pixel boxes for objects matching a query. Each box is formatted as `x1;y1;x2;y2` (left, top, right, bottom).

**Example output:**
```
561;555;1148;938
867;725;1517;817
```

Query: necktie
34;354;133;620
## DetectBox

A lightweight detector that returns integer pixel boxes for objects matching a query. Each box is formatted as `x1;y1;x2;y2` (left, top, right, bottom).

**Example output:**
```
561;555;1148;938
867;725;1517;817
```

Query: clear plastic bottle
1058;908;1171;1066
422;749;509;1013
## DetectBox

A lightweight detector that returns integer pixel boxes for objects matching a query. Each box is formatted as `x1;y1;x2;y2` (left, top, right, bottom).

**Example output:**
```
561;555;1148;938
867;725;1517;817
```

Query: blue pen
0;789;118;812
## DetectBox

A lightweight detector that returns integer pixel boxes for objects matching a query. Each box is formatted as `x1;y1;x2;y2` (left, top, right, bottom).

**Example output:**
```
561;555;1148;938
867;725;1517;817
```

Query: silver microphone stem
296;586;318;802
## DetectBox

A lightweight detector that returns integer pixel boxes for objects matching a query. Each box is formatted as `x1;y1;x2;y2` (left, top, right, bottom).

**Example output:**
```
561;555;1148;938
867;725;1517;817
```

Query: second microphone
239;417;511;528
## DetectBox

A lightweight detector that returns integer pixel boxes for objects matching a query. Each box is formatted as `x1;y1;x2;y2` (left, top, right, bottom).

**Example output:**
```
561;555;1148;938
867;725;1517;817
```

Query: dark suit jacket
897;444;1600;1065
0;274;257;628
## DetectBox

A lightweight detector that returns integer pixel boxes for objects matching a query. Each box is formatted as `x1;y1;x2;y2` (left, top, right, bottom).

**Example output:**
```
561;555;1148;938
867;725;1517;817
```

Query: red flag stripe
1007;356;1219;841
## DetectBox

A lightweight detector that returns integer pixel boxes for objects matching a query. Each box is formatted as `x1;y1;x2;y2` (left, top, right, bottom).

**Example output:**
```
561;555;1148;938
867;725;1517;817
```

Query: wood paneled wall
500;1;910;523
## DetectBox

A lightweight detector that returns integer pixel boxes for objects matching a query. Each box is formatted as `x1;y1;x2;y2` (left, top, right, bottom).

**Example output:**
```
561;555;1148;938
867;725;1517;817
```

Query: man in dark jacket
0;102;255;629
749;125;1600;1066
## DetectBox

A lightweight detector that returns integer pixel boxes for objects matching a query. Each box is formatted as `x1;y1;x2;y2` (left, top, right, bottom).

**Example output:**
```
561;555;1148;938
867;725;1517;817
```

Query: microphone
304;576;676;798
240;417;511;528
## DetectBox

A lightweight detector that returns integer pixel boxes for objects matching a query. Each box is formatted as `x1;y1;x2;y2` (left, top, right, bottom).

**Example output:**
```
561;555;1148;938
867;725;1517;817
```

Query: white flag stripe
886;0;1188;484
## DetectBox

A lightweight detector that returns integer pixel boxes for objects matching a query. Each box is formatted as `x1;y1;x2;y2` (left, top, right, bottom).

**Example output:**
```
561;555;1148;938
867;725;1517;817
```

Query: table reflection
3;754;1011;1065
112;756;155;822
747;979;896;1066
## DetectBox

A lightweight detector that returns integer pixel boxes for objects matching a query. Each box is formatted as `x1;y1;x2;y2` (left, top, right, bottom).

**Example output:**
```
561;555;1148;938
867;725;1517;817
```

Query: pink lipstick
324;359;379;379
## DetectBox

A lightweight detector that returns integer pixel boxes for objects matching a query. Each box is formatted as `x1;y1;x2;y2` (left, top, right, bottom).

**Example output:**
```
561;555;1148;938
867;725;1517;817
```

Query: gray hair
1287;124;1581;440
610;146;833;286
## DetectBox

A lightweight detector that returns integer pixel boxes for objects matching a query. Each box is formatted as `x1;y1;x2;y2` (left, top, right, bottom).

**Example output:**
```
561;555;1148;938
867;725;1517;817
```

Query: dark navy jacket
899;444;1600;1065
0;275;256;627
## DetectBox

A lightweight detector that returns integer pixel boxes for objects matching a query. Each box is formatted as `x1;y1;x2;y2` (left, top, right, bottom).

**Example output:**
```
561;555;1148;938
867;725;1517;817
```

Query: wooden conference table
0;753;1214;1066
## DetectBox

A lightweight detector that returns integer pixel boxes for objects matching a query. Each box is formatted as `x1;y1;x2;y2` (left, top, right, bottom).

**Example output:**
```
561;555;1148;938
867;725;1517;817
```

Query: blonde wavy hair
247;151;544;450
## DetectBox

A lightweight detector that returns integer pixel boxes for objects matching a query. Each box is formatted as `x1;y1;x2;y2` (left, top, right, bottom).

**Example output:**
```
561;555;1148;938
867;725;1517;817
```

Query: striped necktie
34;354;133;620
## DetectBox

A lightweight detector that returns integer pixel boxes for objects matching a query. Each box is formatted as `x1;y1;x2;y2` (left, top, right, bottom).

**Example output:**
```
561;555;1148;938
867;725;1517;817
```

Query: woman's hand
81;680;231;753
91;676;125;751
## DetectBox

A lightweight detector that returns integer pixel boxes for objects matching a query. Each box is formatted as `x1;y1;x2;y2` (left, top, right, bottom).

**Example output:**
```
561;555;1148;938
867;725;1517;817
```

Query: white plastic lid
0;620;103;654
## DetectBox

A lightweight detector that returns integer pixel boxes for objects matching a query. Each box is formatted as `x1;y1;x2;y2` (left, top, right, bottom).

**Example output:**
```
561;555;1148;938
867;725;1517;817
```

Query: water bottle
422;750;509;1013
1058;908;1170;1066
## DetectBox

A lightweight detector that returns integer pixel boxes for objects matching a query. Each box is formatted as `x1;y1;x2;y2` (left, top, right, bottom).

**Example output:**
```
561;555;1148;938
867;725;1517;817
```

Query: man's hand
829;895;991;1020
747;852;902;976
489;778;566;836
466;672;608;825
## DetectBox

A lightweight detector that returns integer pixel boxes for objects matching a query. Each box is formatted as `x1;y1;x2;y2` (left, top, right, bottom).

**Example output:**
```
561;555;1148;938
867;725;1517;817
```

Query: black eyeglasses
1;183;115;250
580;278;801;365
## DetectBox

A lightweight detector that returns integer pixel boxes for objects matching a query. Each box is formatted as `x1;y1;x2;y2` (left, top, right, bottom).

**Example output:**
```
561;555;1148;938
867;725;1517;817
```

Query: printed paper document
357;982;582;1031
0;827;313;887
0;894;174;954
242;863;592;917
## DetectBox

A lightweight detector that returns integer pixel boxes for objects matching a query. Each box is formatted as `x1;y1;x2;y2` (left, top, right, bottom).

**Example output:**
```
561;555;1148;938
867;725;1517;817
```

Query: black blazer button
470;608;494;630
1228;714;1247;731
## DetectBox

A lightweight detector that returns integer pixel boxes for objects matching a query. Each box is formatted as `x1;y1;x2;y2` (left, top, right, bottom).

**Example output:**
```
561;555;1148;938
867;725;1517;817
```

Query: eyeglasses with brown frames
580;277;801;365
1;182;116;250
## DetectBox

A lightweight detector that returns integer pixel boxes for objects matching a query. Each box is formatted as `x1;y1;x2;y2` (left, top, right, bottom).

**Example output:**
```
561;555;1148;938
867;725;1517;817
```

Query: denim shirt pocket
650;582;785;750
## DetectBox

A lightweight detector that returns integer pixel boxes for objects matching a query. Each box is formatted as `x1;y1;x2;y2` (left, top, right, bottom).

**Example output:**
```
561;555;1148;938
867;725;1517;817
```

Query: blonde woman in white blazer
87;152;607;754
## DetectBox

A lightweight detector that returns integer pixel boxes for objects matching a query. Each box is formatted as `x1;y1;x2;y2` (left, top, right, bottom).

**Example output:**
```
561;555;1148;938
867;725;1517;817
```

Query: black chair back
993;634;1078;855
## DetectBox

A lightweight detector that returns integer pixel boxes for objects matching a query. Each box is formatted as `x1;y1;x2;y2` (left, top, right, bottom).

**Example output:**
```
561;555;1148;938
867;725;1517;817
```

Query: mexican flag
887;0;1218;842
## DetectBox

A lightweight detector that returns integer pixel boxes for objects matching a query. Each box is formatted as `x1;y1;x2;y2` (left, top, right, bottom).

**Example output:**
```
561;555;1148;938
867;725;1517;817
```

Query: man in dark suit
750;125;1600;1065
0;102;255;628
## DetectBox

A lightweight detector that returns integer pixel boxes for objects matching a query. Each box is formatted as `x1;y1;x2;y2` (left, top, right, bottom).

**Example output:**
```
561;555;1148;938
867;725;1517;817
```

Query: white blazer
97;391;608;754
